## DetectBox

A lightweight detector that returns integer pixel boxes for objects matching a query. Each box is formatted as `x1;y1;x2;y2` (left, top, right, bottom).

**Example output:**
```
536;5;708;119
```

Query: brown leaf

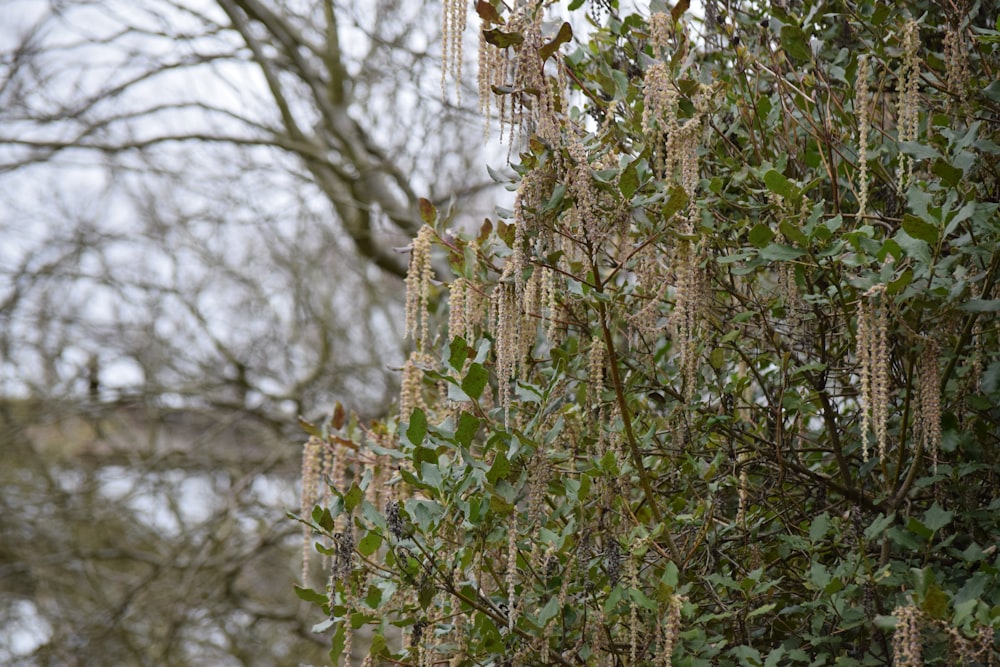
418;197;436;224
475;0;502;26
331;401;346;430
539;22;572;61
671;0;690;23
478;218;492;245
483;28;524;48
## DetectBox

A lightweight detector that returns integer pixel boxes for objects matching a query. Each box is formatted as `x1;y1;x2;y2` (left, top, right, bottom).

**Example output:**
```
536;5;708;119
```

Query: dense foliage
296;0;1000;664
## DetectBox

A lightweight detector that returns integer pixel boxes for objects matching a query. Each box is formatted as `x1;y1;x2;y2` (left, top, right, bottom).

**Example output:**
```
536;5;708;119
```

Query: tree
298;0;1000;665
0;1;492;663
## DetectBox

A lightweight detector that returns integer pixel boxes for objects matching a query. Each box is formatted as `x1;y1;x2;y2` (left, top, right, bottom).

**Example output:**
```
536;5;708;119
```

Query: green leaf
611;69;629;98
448;336;469;370
778;219;809;246
420;461;442;488
922;584;950;620
764;169;797;199
902;214;939;245
864;513;896;541
358;531;383;556
486;451;510;484
418;199;436;224
748;223;775;248
313;617;336;633
295;585;330;605
462;363;489;400
537;596;561;626
759;243;804;261
344;482;363;512
899;141;941;161
922;502;953;532
894;229;931;263
747;602;777;619
780;25;811;63
809;512;830;542
541;183;566;214
764;646;786;667
406;408;427;446
960;299;1000;312
663;185;689;220
932;159;963;187
620;161;640;199
661;560;679;588
887;268;913;295
314;506;335;531
456;411;480;447
983;80;1000;102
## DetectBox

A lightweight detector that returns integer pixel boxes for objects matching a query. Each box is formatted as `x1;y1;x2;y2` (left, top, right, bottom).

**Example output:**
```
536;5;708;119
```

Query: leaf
671;0;690;23
295;585;330;605
406;408;427;446
899;141;941;161
483;28;524;48
902;215;939;245
313;618;336;633
313;506;335;531
448;336;469;370
778;219;809;246
748;223;775;248
298;416;322;438
541;183;566;214
537;596;560;626
809;512;830;542
922;502;953;532
418;198;436;224
461;362;489;400
344;482;364;512
960;299;1000;312
932;159;963;187
568;0;585;9
748;602;777;619
475;0;502;25
764;646;786;667
331;401;347;430
486;451;510;484
894;229;931;263
420;461;442;488
780;25;811;62
539;22;572;61
619;161;640;199
764;169;797;199
456;412;480;447
662;186;689;221
922;584;950;620
887;268;913;296
983;80;1000;103
759;243;804;261
358;531;383;557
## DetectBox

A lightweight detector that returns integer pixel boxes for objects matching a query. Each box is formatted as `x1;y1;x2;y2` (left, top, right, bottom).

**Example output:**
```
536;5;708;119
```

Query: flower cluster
855;54;871;217
441;0;467;102
943;26;969;108
896;20;921;194
857;284;890;462
892;604;923;667
915;340;941;471
405;225;435;351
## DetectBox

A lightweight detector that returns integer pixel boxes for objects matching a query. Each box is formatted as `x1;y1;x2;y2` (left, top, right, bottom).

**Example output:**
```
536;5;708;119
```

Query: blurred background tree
0;1;493;663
